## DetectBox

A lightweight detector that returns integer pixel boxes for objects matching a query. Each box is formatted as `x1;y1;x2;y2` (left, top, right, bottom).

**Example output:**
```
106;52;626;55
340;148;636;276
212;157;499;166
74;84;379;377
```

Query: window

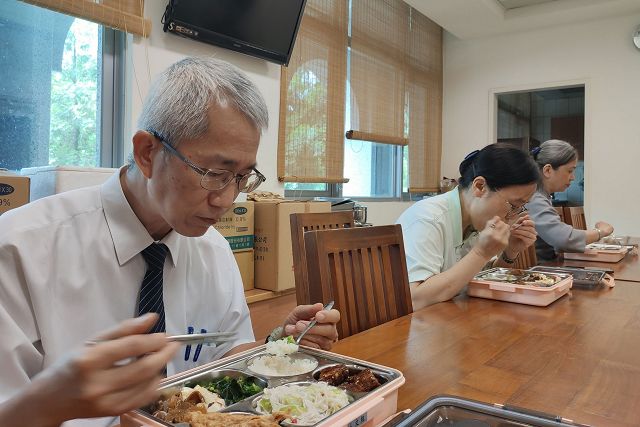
280;0;442;200
343;70;406;199
0;1;125;171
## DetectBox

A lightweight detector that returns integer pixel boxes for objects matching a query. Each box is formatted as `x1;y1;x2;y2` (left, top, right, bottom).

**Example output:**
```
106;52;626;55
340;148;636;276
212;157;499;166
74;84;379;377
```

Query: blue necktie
137;243;168;334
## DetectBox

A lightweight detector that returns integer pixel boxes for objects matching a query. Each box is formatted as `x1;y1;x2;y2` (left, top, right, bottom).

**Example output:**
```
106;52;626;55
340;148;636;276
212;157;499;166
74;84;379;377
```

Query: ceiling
497;0;558;10
403;0;640;39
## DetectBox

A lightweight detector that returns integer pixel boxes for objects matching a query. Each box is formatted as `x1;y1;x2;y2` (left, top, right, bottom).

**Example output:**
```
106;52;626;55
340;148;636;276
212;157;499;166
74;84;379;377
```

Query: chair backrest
304;224;413;339
512;244;538;270
554;206;565;223
290;211;355;305
563;206;586;230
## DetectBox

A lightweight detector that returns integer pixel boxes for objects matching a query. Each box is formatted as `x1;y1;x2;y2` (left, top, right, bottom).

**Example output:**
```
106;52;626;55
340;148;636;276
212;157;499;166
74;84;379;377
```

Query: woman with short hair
527;139;614;261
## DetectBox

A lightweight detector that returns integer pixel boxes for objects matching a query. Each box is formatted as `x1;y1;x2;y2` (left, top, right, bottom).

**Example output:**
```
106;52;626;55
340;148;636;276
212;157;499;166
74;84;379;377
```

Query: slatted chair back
511;244;538;270
289;211;355;305
304;224;413;339
564;206;586;230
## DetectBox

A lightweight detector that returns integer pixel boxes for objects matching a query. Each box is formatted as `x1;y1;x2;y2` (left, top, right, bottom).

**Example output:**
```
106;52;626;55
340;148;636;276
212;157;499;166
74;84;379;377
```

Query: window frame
99;27;126;168
0;2;125;171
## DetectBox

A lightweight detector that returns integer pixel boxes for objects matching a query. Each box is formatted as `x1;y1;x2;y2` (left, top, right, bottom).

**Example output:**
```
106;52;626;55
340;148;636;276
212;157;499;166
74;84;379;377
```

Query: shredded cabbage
257;382;351;425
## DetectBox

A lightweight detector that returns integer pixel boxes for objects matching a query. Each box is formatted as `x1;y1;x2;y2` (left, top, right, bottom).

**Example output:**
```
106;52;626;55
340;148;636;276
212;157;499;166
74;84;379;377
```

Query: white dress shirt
397;188;478;283
0;168;254;425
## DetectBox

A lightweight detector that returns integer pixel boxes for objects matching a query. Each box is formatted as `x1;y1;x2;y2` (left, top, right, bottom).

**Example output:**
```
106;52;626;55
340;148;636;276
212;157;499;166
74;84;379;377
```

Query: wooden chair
304;225;413;339
512;244;538;270
554;206;565;223
290;211;355;305
563;206;586;230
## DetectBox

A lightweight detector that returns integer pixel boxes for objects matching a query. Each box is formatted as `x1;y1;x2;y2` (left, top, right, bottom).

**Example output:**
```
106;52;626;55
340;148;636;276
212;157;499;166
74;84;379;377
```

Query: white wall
127;2;412;224
128;1;282;193
442;13;640;235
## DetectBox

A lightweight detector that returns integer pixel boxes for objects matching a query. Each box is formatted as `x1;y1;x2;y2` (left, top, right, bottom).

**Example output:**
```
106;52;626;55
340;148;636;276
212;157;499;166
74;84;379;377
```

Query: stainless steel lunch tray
529;266;606;289
473;267;571;287
383;395;589;427
129;345;403;427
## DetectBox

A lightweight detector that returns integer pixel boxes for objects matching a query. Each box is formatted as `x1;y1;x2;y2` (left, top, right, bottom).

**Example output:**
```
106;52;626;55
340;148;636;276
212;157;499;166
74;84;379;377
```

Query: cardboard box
0;170;30;214
20;166;117;201
254;200;331;291
234;249;254;291
213;202;254;252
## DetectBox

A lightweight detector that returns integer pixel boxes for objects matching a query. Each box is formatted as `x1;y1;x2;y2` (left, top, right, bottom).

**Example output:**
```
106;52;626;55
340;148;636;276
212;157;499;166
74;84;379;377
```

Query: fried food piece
318;364;350;386
153;392;206;422
153;392;286;426
343;368;381;392
181;411;287;427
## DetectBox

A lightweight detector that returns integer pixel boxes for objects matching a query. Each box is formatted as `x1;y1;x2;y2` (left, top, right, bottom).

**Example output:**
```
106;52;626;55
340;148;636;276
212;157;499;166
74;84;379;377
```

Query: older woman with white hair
526;139;614;261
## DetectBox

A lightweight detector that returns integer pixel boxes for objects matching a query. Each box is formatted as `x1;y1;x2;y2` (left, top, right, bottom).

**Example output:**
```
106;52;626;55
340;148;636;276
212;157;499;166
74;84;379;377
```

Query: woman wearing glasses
527;139;614;260
397;144;540;310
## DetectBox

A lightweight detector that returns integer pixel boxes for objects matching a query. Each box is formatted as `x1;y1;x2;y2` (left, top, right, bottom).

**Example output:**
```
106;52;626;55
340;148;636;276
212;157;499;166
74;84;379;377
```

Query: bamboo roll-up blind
277;0;349;184
407;11;442;193
345;130;407;146
348;0;408;145
20;0;151;37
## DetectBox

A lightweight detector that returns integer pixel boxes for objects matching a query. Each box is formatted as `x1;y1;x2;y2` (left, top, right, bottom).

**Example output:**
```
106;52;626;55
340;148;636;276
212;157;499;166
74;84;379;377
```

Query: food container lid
383;395;589;426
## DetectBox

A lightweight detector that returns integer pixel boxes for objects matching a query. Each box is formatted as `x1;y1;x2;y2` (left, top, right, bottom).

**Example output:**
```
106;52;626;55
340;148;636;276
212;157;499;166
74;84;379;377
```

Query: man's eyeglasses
149;130;266;193
496;190;527;220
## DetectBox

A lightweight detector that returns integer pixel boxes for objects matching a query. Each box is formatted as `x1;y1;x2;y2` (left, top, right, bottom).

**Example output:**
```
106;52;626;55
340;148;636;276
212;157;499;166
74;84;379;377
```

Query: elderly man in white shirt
0;57;340;426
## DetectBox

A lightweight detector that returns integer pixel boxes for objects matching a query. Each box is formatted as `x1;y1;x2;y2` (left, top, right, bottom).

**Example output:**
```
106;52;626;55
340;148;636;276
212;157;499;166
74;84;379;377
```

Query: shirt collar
540;188;552;199
101;166;181;267
445;188;464;248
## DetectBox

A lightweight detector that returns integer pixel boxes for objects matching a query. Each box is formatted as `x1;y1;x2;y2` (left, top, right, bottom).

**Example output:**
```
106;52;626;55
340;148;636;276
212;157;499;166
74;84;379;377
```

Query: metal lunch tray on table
121;344;405;427
383;395;589;426
529;265;606;289
472;267;571;287
468;268;573;307
563;243;631;263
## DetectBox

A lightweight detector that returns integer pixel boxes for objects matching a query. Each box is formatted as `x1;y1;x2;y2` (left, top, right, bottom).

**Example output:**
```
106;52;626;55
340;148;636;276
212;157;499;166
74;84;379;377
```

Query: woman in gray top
527;139;614;260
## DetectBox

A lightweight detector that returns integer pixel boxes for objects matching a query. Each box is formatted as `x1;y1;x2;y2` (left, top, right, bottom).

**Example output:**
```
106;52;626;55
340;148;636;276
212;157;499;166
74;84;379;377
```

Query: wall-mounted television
162;0;307;66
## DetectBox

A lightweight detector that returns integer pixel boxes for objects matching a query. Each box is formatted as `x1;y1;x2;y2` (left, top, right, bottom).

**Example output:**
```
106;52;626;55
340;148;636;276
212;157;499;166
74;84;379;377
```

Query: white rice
248;355;317;377
265;338;299;356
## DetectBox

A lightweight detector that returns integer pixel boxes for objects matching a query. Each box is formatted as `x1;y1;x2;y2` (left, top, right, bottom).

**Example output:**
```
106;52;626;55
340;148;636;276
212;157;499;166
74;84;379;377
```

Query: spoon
295;301;335;345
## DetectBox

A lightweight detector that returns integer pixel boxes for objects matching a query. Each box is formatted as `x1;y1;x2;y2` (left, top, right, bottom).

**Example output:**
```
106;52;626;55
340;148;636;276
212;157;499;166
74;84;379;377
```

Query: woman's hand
11;314;178;426
595;221;614;238
473;216;511;260
283;304;340;350
505;214;537;258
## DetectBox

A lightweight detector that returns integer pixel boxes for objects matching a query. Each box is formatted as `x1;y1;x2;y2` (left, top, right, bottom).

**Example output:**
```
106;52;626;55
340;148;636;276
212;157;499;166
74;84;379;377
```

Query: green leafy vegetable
203;376;263;405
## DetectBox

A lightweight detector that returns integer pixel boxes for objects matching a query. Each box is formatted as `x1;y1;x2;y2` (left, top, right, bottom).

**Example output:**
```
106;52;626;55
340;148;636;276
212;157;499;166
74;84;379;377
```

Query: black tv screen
162;0;307;66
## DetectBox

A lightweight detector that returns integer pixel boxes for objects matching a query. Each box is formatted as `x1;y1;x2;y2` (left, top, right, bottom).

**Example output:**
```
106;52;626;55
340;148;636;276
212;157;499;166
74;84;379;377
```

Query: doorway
495;86;585;205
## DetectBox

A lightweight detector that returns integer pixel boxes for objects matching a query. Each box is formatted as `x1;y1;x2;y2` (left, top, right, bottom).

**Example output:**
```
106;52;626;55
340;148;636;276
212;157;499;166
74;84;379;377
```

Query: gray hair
533;139;578;170
130;57;268;166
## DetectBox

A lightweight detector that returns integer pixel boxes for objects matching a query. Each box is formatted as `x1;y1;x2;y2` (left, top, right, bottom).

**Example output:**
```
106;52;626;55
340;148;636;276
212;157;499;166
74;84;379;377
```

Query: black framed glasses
496;190;527;221
149;130;266;193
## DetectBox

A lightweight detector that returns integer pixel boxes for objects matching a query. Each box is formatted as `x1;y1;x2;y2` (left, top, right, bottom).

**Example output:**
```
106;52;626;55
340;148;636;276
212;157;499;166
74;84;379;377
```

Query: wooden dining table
332;279;640;426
